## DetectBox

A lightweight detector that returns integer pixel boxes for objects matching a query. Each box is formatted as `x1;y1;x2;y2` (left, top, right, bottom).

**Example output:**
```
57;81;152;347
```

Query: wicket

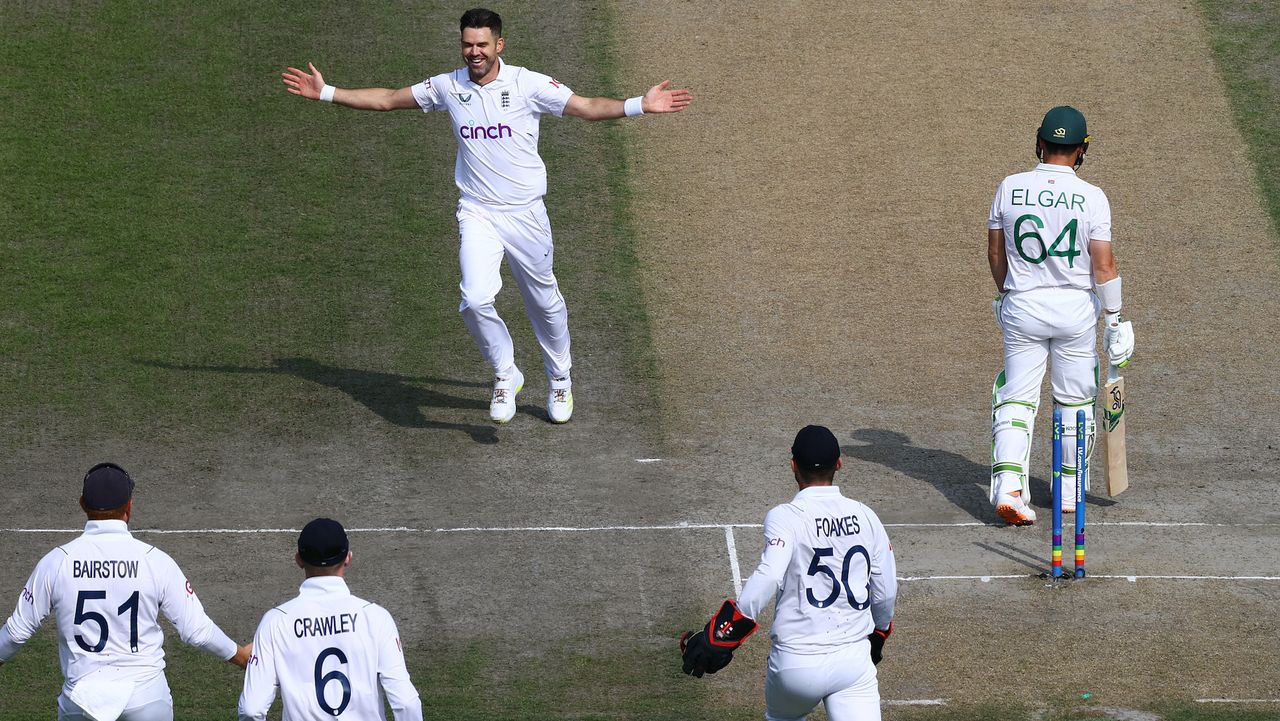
1051;409;1087;578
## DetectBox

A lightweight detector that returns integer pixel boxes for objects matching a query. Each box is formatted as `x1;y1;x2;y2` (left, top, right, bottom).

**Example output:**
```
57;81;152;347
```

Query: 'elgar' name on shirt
295;613;358;638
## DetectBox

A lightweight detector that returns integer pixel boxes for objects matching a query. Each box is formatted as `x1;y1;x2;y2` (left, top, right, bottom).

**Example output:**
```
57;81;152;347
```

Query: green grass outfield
2;1;1278;720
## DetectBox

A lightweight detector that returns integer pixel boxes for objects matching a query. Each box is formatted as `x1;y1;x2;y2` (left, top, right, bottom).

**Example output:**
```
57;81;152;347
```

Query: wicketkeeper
680;426;898;721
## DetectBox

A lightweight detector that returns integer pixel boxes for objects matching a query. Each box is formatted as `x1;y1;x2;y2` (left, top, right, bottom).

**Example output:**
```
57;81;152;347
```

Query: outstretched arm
281;62;418;111
563;80;693;121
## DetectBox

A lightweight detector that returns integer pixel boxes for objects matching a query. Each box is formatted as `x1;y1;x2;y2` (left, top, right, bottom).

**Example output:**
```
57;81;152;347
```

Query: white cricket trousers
58;676;174;721
993;286;1098;490
764;639;880;721
456;197;571;380
997;287;1098;406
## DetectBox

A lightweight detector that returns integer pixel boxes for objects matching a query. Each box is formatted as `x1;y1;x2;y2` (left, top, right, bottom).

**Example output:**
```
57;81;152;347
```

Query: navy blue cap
792;425;840;469
298;518;349;567
81;463;135;510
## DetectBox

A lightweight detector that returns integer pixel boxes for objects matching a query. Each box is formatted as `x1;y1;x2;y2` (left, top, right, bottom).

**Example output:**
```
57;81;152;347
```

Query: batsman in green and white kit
987;106;1135;526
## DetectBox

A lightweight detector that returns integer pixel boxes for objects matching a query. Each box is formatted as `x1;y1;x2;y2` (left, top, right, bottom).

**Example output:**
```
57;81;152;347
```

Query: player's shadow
841;428;1112;524
138;358;501;444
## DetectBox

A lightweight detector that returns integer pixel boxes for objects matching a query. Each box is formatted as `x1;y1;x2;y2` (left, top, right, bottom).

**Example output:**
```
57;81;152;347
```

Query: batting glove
1103;313;1135;367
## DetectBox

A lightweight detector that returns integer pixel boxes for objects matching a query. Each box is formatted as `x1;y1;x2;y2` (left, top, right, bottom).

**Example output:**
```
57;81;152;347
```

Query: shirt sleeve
1090;188;1113;242
372;606;423;721
987;180;1005;230
237;613;280;721
736;506;794;621
865;509;898;630
522;69;574;117
410;74;446;113
0;551;59;661
154;552;237;660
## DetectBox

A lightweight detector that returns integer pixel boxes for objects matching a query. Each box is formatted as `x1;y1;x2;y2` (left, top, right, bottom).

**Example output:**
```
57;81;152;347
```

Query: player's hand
229;643;253;669
679;629;734;677
1103;314;1134;367
282;62;327;100
642;80;693;114
678;600;757;678
868;622;893;665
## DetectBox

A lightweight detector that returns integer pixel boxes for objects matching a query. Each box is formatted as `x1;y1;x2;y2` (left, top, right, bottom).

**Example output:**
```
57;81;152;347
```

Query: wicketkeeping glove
679;599;758;678
1103;313;1135;367
992;294;1006;330
868;621;893;665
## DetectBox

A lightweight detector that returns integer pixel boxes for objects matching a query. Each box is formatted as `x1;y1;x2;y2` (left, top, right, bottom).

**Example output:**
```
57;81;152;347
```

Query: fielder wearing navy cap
297;518;350;567
81;462;135;510
791;425;841;469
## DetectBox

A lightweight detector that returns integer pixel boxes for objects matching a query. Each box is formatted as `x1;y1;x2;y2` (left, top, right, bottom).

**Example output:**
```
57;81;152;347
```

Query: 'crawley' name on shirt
295;613;358;638
815;515;861;537
73;560;140;578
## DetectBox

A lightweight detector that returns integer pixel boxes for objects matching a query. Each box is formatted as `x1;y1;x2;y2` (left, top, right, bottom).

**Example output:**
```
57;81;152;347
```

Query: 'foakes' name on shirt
412;58;574;207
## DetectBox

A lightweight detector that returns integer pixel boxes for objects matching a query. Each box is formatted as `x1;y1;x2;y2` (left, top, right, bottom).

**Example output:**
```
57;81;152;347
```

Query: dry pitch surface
3;0;1279;717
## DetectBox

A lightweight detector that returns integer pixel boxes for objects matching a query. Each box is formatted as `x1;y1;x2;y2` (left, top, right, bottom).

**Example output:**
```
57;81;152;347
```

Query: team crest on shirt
501;90;510;108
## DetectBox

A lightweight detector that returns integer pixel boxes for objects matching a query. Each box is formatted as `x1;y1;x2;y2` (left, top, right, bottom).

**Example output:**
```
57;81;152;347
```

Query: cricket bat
1102;362;1129;496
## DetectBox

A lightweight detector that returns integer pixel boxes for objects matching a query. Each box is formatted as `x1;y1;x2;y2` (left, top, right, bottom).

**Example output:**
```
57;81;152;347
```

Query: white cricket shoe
995;490;1037;527
547;376;573;424
490;368;524;424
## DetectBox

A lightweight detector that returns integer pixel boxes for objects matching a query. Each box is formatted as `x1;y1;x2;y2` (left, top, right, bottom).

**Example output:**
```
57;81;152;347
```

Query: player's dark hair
1041;139;1083;155
796;465;838;484
83;502;129;521
460;8;502;37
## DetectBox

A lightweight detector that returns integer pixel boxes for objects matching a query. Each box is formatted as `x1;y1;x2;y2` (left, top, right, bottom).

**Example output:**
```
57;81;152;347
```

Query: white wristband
624;96;644;117
320;84;336;103
1095;276;1122;313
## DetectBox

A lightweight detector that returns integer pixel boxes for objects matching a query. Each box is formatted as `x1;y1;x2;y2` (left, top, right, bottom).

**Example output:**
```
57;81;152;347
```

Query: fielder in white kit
0;463;251;721
238;518;422;720
680;426;897;721
281;7;692;424
988;106;1136;525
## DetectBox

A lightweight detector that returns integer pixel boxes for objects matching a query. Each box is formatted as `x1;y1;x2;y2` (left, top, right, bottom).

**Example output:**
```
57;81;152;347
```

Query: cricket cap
1038;106;1090;145
791;425;841;469
81;463;135;510
298;518;350;567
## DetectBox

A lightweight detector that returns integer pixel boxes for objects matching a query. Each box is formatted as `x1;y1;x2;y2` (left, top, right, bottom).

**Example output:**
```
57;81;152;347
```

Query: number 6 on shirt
804;546;871;610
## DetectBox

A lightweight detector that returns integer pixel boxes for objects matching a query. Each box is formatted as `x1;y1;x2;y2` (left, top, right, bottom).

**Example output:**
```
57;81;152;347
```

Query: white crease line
635;458;663;463
900;574;1280;582
8;519;1276;535
1196;698;1280;704
725;526;743;596
883;699;947;706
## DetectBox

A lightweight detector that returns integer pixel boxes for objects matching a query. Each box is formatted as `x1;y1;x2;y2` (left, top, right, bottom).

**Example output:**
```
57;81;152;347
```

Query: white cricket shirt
0;521;237;694
238;576;422;721
988;163;1112;292
412;58;574;207
737;486;897;655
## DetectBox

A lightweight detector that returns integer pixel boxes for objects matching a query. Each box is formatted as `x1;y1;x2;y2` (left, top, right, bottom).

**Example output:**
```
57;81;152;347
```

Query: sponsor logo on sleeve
548;79;562;88
185;580;194;595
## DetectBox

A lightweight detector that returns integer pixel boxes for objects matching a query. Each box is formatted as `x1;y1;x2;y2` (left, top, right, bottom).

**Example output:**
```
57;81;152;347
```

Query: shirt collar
465;57;509;88
83;520;131;536
299;576;351;597
795;485;842;499
1035;162;1077;175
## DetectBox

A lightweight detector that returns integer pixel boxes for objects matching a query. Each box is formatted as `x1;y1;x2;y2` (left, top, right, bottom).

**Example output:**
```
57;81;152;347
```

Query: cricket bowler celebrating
281;8;692;425
988;106;1136;525
0;463;251;721
238;518;422;720
680;426;898;721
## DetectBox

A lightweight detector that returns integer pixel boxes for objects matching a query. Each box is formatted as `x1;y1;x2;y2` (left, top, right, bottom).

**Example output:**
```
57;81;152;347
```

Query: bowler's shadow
140;358;500;444
841;428;1112;524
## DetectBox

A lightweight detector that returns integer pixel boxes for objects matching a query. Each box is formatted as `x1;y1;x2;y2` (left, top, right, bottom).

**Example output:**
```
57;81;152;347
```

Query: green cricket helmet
1038;106;1090;145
